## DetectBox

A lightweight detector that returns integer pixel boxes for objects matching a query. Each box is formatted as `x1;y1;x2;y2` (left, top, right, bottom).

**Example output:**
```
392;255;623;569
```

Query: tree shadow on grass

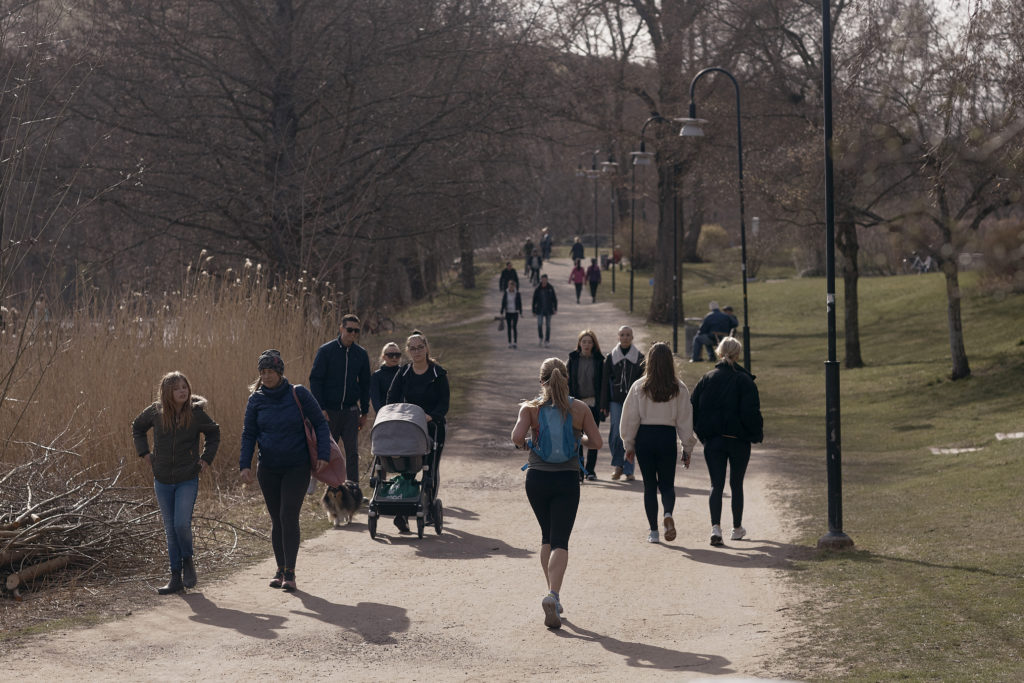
813;547;1020;579
181;592;288;640
556;620;734;674
290;591;410;644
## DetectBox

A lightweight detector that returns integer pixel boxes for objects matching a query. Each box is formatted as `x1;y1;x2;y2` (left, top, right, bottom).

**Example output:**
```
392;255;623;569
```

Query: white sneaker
731;526;746;540
710;524;724;546
647;530;660;543
538;340;543;347
542;593;561;629
544;340;550;347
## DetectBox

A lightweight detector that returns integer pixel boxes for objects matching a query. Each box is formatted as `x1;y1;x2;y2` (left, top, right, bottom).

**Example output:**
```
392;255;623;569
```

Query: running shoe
647;530;660;543
710;524;724;547
663;517;676;542
731;526;746;540
542;593;561;629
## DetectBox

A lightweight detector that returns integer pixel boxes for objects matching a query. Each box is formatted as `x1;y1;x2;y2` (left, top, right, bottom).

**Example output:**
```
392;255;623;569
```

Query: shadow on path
663;539;804;571
557;620;735;674
182;593;288;640
291;591;410;644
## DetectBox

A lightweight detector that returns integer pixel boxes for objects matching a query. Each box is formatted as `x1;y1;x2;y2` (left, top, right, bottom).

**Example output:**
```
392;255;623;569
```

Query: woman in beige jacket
620;342;696;543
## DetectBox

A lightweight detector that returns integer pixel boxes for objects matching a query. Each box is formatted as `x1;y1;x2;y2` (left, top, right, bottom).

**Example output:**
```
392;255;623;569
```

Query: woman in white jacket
620;342;696;543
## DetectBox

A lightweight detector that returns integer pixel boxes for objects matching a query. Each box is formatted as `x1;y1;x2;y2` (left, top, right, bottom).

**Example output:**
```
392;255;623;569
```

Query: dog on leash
321;480;363;528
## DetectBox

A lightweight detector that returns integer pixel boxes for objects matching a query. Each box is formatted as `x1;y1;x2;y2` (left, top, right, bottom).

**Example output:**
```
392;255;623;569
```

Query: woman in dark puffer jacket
240;350;329;591
690;336;763;548
133;371;220;594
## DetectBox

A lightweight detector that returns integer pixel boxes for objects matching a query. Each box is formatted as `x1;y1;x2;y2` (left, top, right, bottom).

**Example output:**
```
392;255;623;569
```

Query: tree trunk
649;162;682;323
683;167;703;262
943;260;971;380
837;217;864;368
458;223;475;289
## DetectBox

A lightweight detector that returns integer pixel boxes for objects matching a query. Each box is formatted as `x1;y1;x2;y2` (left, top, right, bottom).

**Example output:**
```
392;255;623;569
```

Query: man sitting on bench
690;301;737;363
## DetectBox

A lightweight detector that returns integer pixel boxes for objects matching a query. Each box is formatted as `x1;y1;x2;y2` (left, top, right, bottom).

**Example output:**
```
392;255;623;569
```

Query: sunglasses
384;352;402;359
345;327;360;333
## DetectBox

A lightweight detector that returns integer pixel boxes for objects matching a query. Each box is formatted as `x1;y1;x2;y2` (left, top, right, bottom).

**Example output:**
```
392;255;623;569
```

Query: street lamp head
575;164;588;177
676;117;707;137
600;159;619;174
631;150;654;166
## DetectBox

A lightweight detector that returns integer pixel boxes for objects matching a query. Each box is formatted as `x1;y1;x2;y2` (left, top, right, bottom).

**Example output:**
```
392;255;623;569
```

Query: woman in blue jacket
240;350;328;591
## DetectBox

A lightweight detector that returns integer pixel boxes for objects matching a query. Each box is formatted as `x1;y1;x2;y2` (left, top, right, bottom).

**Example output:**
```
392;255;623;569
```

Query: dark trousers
580;404;601;476
573;283;583;302
536;313;552;342
525;469;580;551
588;280;599;301
634;425;679;531
257;463;310;571
327;406;361;482
703;436;751;527
505;313;519;343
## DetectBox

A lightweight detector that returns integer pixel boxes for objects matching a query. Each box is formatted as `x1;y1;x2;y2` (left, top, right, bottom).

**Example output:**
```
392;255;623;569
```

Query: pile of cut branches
0;443;164;601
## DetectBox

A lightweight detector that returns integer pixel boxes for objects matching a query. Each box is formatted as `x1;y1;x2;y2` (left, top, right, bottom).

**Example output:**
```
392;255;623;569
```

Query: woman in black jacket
370;342;403;412
567;329;604;480
385;331;450;531
690;337;763;547
132;371;220;594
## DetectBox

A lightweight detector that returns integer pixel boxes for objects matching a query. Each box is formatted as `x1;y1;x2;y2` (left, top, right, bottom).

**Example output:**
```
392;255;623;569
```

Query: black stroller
367;403;443;538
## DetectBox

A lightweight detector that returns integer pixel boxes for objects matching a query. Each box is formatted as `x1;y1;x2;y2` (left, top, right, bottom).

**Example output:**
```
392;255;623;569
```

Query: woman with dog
370;342;403;413
619;342;696;544
566;329;604;480
132;371;221;595
511;358;601;630
239;350;328;592
385;331;449;533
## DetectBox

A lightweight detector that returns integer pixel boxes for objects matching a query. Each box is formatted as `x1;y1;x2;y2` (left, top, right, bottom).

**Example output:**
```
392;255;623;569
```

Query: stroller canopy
371;403;432;456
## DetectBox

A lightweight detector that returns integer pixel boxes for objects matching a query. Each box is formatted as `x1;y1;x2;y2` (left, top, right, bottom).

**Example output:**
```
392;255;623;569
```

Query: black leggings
574;283;583;302
580;404;601;476
634;425;678;530
703;436;751;527
258;463;310;571
589;280;599;300
505;313;518;343
525;469;580;551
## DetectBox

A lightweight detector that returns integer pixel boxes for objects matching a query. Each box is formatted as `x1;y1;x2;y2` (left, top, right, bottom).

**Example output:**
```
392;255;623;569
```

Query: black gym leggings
257;463;310;572
505;313;518;344
634;424;679;531
581;405;601;476
703;436;751;527
525;469;580;551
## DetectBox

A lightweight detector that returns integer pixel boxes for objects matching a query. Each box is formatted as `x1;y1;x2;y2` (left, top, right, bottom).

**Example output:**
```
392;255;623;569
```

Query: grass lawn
597;256;1024;680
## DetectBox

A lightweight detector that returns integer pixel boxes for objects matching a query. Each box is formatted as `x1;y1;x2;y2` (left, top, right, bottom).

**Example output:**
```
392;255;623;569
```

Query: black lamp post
600;155;619;292
819;1;853;550
679;67;752;372
630;117;667;314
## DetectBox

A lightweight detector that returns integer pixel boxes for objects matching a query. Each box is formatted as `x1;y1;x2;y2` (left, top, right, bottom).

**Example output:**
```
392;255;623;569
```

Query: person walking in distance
570;236;585;263
567;330;604;480
619;343;696;543
585;258;602;303
568;259;586;304
600;326;644;481
690;336;763;546
240;350;330;591
501;278;522;348
540;227;553;260
532;274;557;348
499;261;519;293
132;371;220;594
511;358;602;629
310;313;371;493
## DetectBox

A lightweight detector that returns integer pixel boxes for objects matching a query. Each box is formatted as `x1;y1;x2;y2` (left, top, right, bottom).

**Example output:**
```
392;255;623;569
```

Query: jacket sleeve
194;407;221;465
430;372;450;422
598;356;612;411
551;287;557;312
369;371;384;413
531;289;540;314
131;405;156;456
358;350;371;415
239;396;259;470
618;384;641;452
308;345;328;406
297;385;331;460
516;292;522;314
689;378;706;444
739;378;764;444
674;385;697;452
500;294;507;314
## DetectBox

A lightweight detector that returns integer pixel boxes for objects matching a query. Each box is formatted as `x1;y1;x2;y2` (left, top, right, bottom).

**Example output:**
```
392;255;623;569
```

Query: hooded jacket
239;379;331;470
132;396;220;485
600;345;645;409
690;361;764;444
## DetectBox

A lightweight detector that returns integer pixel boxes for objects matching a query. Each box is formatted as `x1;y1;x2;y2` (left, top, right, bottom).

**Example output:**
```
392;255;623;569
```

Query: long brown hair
159;371;193;431
524;358;571;417
640;342;680;402
576;329;602;356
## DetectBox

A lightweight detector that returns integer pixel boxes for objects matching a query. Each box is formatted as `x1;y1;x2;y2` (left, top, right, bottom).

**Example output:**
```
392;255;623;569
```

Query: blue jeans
536;313;552;342
154;477;199;571
608;401;634;475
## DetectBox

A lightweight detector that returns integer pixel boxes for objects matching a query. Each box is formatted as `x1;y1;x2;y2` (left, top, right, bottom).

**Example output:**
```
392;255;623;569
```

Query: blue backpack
522;399;582;470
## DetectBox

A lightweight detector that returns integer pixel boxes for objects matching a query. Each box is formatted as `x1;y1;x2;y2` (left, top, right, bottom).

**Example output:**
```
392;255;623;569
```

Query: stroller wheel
433;499;443;535
416;513;425;539
368;512;377;539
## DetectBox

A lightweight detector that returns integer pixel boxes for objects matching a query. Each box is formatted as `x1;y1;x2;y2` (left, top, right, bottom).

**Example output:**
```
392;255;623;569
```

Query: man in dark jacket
310;313;371;484
531;274;557;347
600;326;645;480
498;261;519;292
691;300;736;362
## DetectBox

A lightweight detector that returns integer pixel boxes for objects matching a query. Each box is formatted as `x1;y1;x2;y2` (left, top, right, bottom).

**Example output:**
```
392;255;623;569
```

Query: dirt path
2;257;797;681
